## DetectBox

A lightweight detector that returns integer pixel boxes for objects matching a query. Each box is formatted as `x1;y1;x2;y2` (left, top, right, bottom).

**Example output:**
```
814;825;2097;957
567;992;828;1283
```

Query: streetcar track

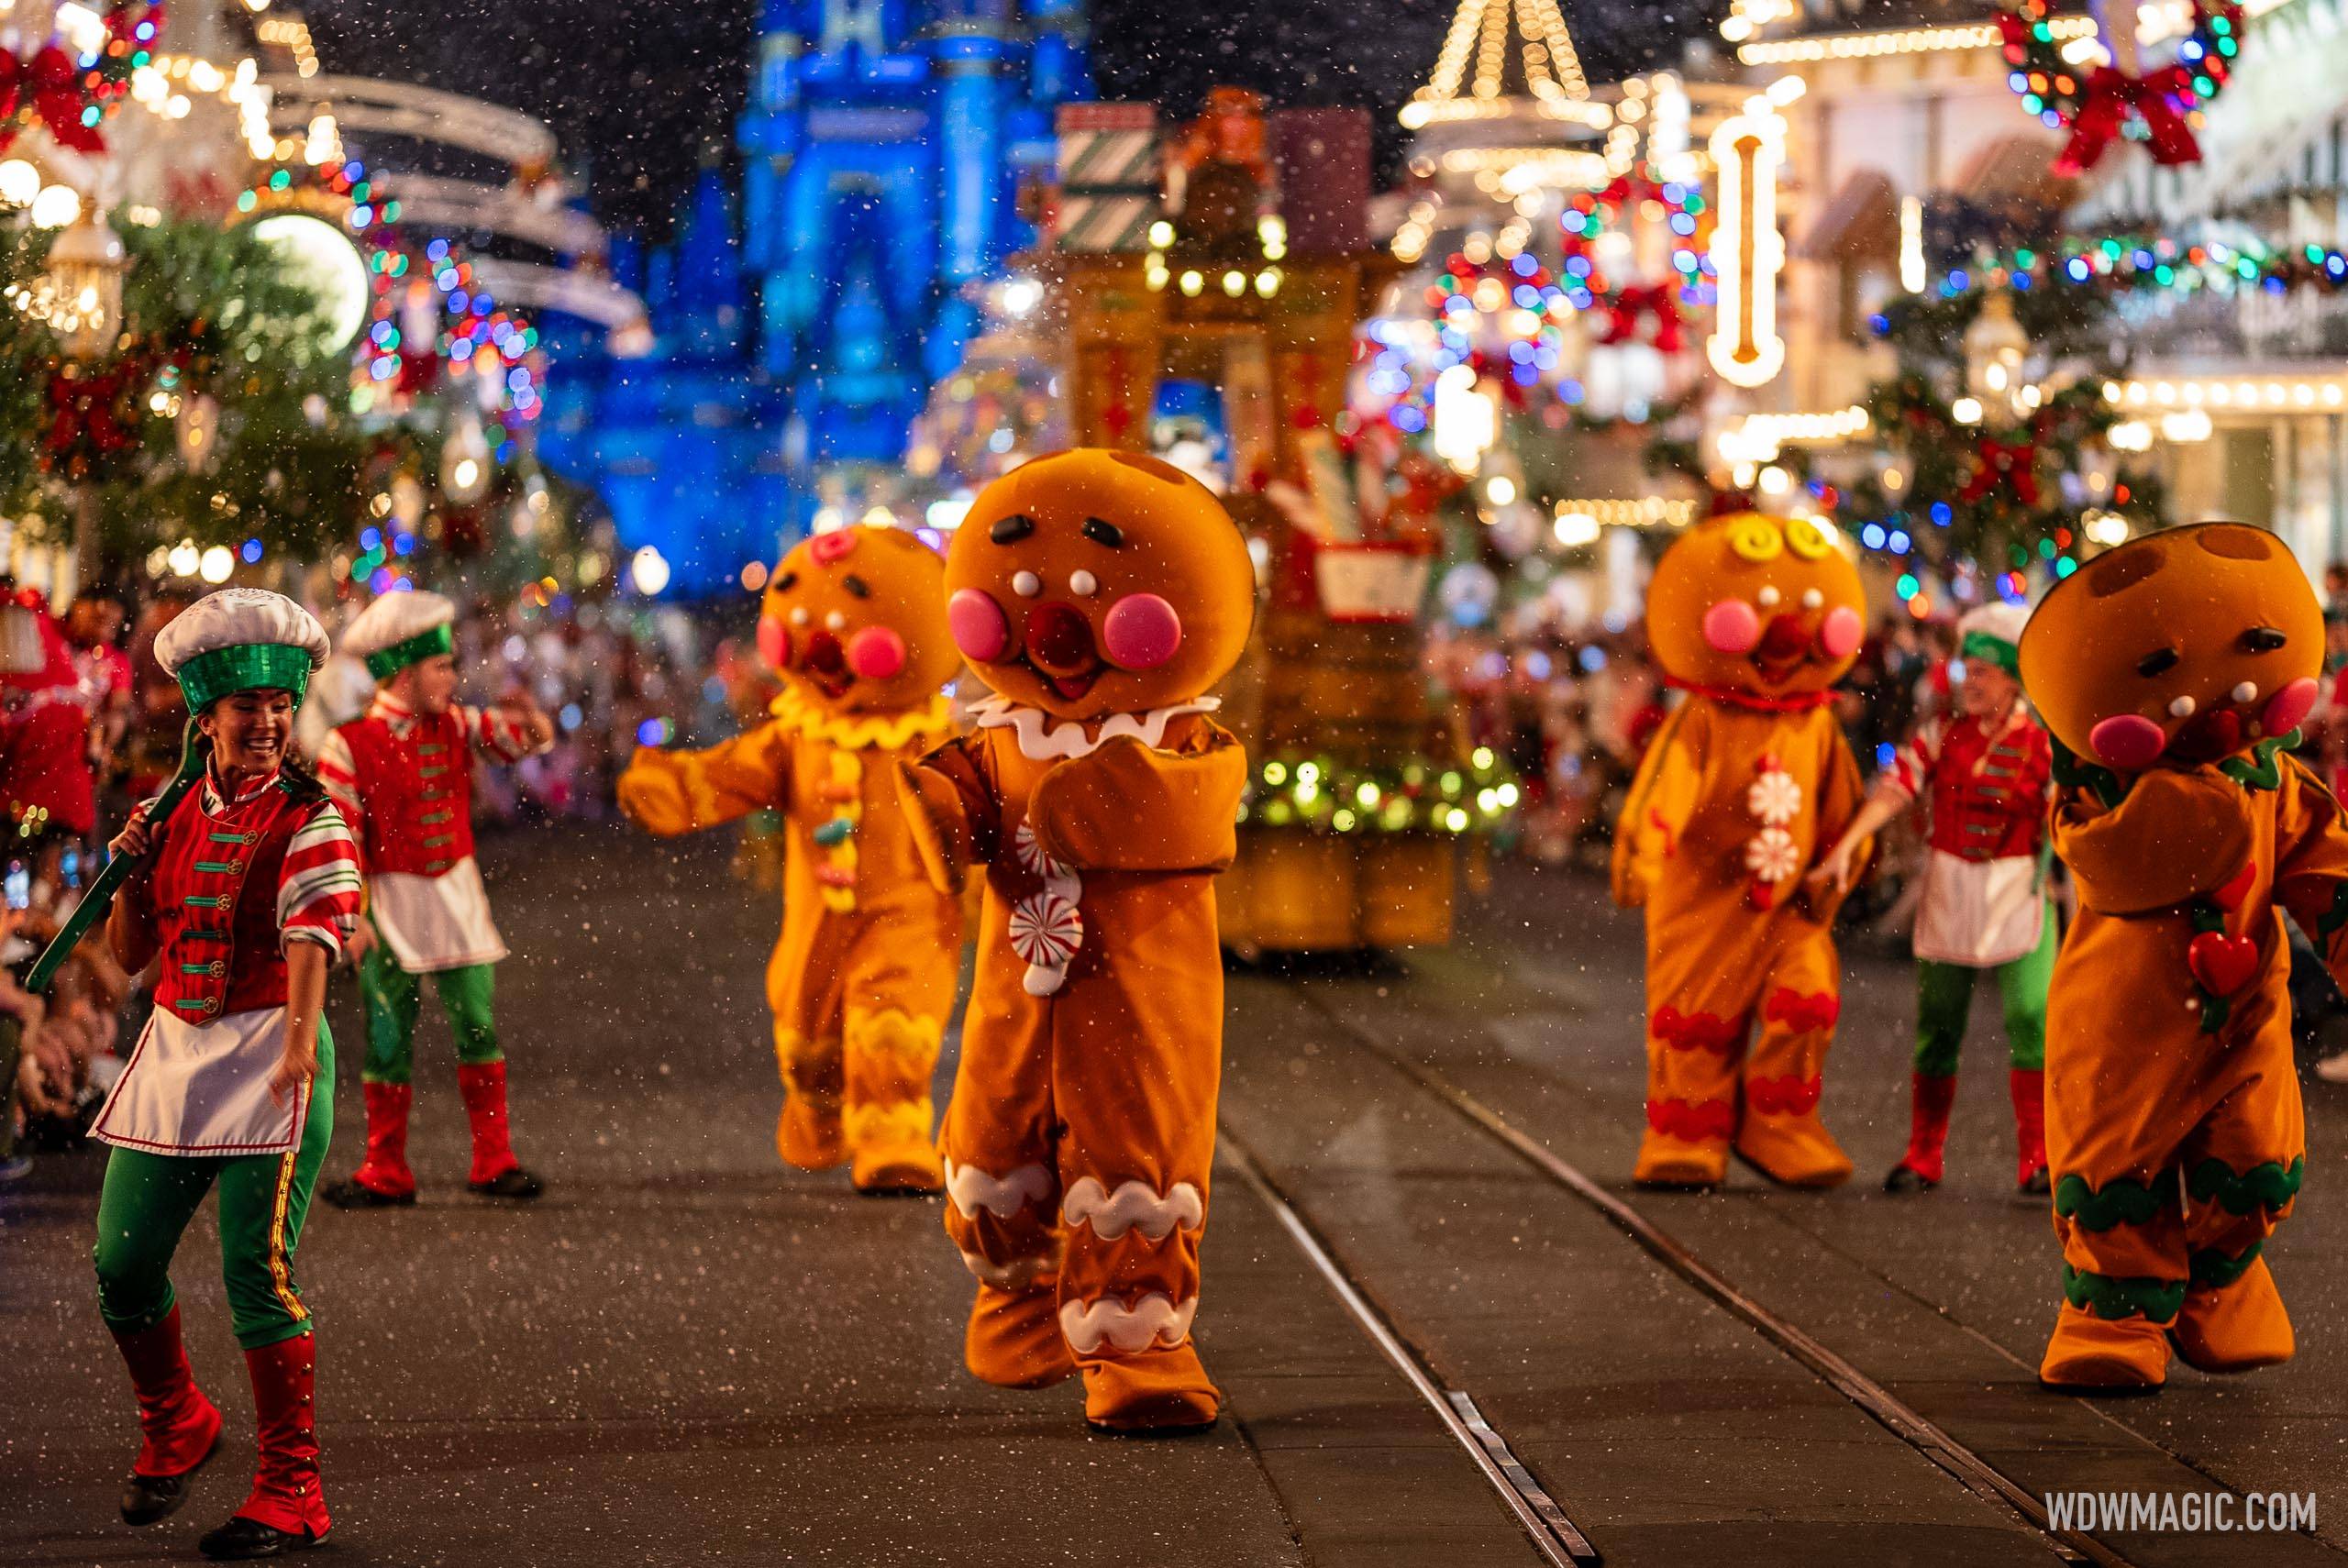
1272;979;2134;1568
1219;1126;1603;1568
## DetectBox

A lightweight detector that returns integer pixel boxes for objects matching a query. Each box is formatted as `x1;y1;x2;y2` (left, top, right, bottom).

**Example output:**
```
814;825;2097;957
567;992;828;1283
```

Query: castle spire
1410;0;1592;120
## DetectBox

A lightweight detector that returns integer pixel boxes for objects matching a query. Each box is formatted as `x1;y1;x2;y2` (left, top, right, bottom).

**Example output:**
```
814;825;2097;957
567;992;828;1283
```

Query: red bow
2054;64;2202;177
1602;283;1683;353
1961;436;2043;506
42;363;139;480
0;46;106;154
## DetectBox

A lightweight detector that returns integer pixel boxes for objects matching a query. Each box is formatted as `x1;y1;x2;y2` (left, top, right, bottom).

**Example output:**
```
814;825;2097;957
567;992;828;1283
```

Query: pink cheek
2263;677;2319;736
847;625;908;680
1101;593;1183;669
947;589;1010;662
1701;599;1760;655
2089;713;2168;770
757;616;790;671
1818;606;1863;661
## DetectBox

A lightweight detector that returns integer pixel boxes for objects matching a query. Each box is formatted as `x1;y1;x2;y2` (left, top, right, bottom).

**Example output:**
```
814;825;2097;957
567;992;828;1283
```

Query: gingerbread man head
945;449;1256;721
757;525;959;714
2020;521;2323;771
1645;512;1867;701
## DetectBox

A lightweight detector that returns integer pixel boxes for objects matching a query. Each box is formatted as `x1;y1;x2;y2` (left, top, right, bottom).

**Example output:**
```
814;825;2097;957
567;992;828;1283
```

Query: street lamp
44;214;127;361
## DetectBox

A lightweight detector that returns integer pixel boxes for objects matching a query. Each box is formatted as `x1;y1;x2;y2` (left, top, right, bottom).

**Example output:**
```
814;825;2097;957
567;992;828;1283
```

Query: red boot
203;1334;330;1551
1887;1072;1956;1192
2010;1068;2049;1193
456;1061;540;1198
110;1304;223;1525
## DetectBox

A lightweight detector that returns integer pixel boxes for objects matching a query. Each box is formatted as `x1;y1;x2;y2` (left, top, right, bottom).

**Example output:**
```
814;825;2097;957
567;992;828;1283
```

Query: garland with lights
1237;746;1523;838
0;1;164;156
1931;232;2348;301
1996;0;2243;175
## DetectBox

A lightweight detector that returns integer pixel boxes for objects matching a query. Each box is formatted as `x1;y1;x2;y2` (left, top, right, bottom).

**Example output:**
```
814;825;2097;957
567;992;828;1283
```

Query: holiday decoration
1996;0;2244;175
0;2;164;157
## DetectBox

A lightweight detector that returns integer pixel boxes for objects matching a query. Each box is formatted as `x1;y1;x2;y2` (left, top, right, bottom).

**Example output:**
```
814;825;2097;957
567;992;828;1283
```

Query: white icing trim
968;693;1219;763
1058;1293;1198;1355
944;1157;1055;1220
1061;1176;1204;1241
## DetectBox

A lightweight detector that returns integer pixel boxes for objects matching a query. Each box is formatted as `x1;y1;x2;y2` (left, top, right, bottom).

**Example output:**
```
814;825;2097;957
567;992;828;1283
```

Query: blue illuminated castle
542;0;1091;594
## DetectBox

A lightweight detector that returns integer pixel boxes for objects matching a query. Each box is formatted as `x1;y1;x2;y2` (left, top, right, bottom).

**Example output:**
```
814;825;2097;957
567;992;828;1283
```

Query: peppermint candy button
1013;819;1069;881
1010;891;1083;994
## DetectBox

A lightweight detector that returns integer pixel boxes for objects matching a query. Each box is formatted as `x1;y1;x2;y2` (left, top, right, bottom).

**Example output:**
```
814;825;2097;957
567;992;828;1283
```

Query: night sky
306;0;1715;244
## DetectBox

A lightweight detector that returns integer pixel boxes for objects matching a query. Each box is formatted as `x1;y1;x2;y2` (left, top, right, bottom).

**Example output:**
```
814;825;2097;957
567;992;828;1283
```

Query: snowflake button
1744;827;1802;885
1747;768;1803;826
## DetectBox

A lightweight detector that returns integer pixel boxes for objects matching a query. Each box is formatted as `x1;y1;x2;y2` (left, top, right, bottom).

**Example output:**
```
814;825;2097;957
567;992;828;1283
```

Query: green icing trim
2054;1172;2167;1231
2188;1240;2265;1290
362;623;454;680
2049;737;2127;809
2218;728;2301;791
2063;1264;2187;1322
175;644;316;712
2185;1155;2304;1215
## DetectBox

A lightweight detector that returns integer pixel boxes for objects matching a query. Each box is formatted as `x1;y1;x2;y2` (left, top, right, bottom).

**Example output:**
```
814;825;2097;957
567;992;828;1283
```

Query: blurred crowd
0;580;714;1186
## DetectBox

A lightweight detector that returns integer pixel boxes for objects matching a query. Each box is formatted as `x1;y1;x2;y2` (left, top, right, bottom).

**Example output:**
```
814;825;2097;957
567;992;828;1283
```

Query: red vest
334;710;476;876
139;778;316;1023
1924;714;2051;862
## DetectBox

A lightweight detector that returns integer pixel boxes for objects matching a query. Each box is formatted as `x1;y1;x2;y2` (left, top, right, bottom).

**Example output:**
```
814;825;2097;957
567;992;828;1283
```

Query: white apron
92;1006;309;1156
1911;849;2044;967
370;856;507;973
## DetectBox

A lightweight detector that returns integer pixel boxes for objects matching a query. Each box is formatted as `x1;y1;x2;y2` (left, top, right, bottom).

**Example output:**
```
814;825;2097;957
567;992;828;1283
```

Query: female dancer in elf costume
897;448;1254;1433
2020;522;2348;1391
618;524;963;1192
314;591;554;1208
1813;602;2056;1195
87;589;363;1559
1610;513;1871;1189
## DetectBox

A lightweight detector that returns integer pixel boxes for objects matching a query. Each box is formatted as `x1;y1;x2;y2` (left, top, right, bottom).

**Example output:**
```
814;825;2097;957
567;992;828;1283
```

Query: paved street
6;825;2348;1566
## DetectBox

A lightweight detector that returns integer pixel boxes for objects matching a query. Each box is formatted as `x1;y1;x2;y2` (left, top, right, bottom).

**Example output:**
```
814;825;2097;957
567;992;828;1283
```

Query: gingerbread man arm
1024;724;1247;874
2268;755;2348;976
896;734;1002;892
617;723;792;838
1609;701;1708;909
2052;765;2255;915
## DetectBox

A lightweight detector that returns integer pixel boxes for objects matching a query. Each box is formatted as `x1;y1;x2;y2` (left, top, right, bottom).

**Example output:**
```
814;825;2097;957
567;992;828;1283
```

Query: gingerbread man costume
1611;513;1871;1189
2019;521;2340;1391
620;525;963;1193
897;448;1253;1432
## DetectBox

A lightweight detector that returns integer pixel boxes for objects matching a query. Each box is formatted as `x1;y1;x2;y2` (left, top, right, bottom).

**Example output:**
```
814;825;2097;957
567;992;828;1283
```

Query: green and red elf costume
312;591;548;1205
90;589;362;1556
1880;605;2057;1192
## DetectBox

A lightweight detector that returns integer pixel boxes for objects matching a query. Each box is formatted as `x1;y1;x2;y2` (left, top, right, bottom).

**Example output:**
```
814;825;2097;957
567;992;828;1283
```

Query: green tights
359;944;499;1084
1914;903;2056;1076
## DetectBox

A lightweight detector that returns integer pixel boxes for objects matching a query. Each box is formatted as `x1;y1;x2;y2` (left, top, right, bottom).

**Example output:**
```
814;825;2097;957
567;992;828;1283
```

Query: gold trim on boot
847;1100;942;1193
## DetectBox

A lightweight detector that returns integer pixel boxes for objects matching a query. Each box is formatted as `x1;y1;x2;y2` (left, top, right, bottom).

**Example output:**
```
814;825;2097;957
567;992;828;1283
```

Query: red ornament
2187;931;2259;997
1961;435;2043;507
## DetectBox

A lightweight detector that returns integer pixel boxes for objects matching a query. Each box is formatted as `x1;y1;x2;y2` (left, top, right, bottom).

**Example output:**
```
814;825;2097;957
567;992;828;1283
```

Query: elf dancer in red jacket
313;591;553;1208
90;588;363;1559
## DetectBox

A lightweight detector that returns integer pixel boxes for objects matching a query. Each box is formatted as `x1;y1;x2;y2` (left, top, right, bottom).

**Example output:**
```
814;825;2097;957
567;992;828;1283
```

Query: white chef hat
342;590;458;680
154;588;331;711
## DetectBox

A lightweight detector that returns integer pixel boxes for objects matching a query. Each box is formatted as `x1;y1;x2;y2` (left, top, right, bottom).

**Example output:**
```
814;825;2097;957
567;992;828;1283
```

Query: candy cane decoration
1706;98;1788;390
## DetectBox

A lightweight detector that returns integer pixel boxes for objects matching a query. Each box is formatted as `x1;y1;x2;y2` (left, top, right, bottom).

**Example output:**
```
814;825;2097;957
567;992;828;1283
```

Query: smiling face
2019;522;2324;771
1645;513;1867;699
756;525;958;714
945;449;1256;720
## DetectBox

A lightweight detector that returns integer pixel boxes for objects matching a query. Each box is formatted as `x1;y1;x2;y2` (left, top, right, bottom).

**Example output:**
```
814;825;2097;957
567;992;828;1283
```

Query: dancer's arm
619;723;792;836
1024;726;1246;874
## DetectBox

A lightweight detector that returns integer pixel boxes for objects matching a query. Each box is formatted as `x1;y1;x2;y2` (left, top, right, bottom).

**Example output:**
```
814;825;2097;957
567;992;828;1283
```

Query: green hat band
1960;630;2021;676
363;623;455;681
177;644;316;712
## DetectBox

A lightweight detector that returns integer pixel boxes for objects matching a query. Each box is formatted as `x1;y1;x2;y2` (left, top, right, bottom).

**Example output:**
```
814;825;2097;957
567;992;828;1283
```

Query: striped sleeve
312;727;365;861
1883;718;1940;802
465;702;540;765
279;801;365;956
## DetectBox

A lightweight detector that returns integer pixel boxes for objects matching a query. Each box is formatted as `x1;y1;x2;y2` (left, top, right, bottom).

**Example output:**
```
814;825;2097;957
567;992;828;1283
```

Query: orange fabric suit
624;691;961;1187
898;447;1258;1432
1614;699;1866;1186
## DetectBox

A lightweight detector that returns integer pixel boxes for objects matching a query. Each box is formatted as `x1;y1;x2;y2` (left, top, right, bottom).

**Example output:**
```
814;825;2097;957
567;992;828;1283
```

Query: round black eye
2135;647;2180;677
2241;626;2287;653
842;575;870;599
990;513;1036;545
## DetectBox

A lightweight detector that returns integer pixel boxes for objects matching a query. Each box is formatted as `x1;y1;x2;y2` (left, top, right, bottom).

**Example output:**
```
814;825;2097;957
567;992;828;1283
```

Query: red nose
2168;708;2243;765
1024;602;1098;674
1758;613;1810;663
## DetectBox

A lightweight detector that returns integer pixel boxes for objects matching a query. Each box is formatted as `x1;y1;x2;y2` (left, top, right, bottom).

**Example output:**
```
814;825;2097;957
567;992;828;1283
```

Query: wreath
1996;0;2243;175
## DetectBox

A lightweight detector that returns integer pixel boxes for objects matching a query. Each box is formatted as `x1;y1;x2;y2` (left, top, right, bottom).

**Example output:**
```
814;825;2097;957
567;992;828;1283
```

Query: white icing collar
968;692;1219;763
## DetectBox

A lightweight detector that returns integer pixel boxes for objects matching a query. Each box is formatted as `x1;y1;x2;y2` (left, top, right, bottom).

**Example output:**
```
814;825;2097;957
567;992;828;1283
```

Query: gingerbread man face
946;449;1256;720
757;525;959;714
2019;522;2323;770
1645;513;1867;699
